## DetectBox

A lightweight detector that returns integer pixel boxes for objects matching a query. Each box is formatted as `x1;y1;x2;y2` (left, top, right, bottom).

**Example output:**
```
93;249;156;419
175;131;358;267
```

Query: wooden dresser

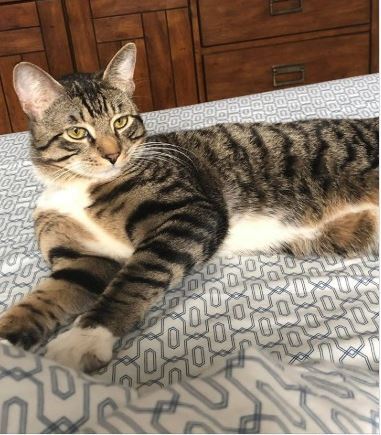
0;0;378;133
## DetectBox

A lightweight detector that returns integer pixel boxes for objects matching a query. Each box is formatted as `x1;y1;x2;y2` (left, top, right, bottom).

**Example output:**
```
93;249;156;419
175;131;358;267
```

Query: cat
0;43;378;373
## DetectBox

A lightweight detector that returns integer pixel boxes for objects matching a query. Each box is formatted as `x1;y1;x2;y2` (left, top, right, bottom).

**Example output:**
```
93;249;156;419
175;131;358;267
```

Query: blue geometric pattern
0;74;379;432
0;342;378;433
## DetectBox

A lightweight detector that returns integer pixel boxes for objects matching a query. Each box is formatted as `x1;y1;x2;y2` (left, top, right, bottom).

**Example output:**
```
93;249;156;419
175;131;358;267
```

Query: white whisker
143;141;198;164
130;142;198;172
143;141;198;156
130;154;174;166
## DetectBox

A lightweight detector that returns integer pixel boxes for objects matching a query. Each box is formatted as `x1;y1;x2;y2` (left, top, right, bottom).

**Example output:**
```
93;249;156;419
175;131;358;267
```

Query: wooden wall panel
370;0;379;73
132;38;154;112
52;0;198;113
143;11;176;109
0;28;44;56
22;51;49;71
167;8;198;106
37;0;73;77
91;0;187;17
0;2;39;31
189;0;206;102
94;15;143;43
0;82;11;134
0;55;28;132
65;0;100;71
97;41;121;68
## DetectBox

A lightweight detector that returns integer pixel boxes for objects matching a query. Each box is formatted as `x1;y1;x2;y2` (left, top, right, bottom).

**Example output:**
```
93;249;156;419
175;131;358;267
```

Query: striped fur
1;43;378;373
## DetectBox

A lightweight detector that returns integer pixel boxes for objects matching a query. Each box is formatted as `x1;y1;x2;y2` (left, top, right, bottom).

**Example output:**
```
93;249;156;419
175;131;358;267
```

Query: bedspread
0;74;379;433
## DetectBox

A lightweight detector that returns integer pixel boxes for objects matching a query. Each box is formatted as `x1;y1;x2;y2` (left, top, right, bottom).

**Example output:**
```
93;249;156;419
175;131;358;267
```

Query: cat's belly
219;213;318;254
36;181;134;261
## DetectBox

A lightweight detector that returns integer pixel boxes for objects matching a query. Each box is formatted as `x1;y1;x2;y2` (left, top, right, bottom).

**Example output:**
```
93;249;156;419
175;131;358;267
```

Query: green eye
114;115;129;130
67;127;88;140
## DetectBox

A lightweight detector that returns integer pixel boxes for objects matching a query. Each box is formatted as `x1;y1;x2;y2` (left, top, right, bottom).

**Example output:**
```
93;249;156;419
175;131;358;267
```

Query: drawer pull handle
270;0;303;15
272;64;305;87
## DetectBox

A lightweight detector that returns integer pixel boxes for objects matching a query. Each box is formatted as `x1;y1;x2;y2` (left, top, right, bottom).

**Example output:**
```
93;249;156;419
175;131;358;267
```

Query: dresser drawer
198;0;370;46
204;32;369;101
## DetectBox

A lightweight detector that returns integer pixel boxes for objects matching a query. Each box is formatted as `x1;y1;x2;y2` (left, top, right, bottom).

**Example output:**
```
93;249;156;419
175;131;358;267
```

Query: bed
0;74;379;433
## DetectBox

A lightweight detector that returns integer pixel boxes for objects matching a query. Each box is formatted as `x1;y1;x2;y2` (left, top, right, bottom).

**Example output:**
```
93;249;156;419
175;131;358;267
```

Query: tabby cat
0;43;378;373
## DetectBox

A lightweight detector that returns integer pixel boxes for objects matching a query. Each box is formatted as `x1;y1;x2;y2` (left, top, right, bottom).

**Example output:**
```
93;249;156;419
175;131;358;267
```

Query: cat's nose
105;152;120;164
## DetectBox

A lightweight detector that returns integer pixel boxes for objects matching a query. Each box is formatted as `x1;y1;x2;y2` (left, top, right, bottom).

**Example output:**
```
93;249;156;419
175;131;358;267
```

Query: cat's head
13;42;146;184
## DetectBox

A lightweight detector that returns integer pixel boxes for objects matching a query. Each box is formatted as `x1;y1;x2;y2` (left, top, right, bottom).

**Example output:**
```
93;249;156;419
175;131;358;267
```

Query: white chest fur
36;180;134;261
219;213;318;255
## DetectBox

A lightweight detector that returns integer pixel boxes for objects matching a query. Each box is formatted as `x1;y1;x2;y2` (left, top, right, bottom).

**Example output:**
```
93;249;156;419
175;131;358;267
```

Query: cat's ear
13;62;64;121
103;42;136;95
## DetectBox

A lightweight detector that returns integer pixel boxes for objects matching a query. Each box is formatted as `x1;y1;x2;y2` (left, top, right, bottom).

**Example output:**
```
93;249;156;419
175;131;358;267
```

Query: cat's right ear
13;62;64;121
103;42;136;95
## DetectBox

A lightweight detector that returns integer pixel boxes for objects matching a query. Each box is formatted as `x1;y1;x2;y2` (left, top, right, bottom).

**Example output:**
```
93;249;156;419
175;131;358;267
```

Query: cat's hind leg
283;206;379;256
318;207;379;255
0;254;120;350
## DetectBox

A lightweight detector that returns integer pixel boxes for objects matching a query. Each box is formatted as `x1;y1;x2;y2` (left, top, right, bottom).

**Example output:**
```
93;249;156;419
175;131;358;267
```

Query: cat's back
154;117;378;167
152;117;378;214
252;117;379;179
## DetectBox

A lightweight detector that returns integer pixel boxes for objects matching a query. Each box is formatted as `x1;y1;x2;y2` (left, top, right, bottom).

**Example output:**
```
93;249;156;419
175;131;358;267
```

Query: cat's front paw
45;325;116;373
0;306;49;350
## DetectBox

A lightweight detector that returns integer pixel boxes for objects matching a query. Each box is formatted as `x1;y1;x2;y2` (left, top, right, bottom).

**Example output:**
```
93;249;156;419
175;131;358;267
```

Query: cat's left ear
103;42;136;95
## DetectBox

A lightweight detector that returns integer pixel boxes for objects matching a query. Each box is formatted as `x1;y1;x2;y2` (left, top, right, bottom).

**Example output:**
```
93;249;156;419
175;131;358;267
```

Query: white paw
45;325;117;373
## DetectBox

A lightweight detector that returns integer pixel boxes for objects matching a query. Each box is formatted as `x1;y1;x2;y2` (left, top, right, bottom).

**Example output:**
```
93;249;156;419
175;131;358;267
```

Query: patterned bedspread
0;74;379;433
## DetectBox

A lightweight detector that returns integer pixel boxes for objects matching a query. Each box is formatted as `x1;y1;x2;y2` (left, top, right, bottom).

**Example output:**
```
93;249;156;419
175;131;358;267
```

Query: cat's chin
33;166;122;186
92;167;122;181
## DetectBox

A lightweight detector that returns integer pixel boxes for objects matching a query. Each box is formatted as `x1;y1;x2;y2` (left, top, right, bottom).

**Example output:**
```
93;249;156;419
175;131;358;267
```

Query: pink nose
105;152;120;164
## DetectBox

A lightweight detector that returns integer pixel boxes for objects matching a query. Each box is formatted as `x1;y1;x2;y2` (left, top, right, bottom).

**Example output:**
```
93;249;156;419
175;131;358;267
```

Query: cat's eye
114;115;129;130
66;127;88;140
